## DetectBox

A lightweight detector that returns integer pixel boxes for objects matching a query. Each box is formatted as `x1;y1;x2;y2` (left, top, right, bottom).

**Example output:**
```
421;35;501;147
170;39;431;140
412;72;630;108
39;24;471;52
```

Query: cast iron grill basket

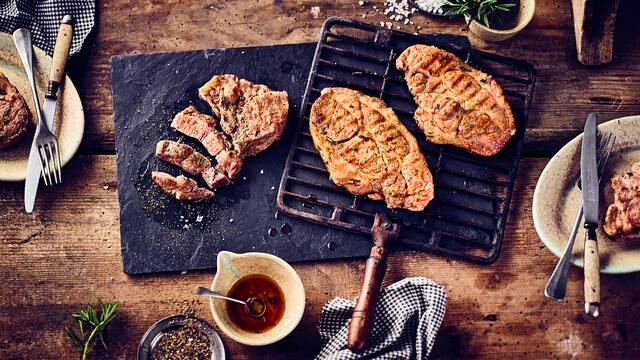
277;17;536;264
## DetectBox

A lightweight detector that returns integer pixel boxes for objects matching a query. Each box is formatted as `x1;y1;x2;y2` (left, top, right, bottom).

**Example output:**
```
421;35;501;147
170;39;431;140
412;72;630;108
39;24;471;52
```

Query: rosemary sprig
65;300;121;360
445;0;516;28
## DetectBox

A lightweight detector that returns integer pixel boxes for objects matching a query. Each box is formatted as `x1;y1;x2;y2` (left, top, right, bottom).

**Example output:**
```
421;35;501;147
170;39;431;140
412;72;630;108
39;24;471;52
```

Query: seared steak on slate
155;75;289;200
604;162;640;240
198;74;288;157
155;140;230;189
396;45;516;156
310;87;434;211
0;72;31;149
151;171;214;201
171;106;230;157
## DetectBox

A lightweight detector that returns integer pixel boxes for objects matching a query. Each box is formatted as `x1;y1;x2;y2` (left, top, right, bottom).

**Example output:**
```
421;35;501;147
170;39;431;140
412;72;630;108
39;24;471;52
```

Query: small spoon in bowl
195;286;267;318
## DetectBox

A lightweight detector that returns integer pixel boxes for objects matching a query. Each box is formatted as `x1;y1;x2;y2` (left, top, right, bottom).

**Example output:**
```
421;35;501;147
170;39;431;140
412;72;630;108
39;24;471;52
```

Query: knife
24;15;74;213
43;15;74;130
581;112;600;317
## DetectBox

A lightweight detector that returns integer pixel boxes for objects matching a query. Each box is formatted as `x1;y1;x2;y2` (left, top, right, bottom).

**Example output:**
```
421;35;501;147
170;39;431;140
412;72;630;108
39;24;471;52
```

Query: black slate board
112;37;470;275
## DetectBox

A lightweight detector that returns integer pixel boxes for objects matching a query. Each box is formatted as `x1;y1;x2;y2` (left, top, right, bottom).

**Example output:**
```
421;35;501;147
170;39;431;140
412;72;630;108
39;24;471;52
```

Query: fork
13;28;61;185
544;131;616;300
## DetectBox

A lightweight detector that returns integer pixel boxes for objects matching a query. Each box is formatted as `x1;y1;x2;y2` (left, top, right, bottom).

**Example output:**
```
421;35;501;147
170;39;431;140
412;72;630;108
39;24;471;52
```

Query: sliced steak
198;74;288;157
151;171;214;202
156;140;230;189
171;106;231;157
215;149;243;180
396;45;515;156
603;162;640;240
310;87;434;211
0;72;31;149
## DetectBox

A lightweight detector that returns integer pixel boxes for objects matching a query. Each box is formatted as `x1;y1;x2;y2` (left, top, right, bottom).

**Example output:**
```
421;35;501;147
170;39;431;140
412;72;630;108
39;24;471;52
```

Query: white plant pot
468;0;535;42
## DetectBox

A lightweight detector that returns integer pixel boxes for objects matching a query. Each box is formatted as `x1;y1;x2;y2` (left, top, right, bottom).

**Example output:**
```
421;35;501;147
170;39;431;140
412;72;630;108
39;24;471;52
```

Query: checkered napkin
316;277;447;360
0;0;95;56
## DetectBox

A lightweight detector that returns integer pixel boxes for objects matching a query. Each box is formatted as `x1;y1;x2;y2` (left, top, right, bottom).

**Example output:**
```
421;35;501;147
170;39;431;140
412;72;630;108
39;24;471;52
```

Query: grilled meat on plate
199;74;288;157
0;72;31;149
151;171;214;202
155;140;230;189
310;87;434;211
604;162;640;240
396;45;516;156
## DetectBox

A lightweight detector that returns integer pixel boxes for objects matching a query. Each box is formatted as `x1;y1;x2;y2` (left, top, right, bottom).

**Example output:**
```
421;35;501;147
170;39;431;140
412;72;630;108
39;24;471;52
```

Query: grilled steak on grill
0;72;31;149
151;171;214;202
396;45;516;156
603;162;640;240
310;87;434;211
155;140;230;189
199;74;288;157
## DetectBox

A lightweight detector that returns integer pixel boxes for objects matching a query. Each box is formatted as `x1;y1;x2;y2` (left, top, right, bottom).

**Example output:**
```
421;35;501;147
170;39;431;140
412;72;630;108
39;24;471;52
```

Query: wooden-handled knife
347;213;399;352
43;15;74;130
581;112;600;317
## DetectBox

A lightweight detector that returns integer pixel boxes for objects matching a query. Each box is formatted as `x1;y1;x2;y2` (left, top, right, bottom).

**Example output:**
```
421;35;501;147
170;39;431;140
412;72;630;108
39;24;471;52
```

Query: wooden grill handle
347;214;399;352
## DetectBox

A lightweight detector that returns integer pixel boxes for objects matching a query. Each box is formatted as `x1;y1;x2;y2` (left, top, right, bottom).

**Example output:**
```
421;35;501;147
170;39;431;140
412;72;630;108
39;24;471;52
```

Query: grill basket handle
347;213;399;352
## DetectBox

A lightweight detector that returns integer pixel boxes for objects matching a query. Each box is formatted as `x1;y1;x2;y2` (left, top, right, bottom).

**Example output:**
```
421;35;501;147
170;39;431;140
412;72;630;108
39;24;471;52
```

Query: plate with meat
533;115;640;274
0;32;84;181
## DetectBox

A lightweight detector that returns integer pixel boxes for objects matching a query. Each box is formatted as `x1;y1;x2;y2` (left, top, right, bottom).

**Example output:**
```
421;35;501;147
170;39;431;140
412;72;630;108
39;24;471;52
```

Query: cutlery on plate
581;112;601;317
16;16;73;213
544;131;615;300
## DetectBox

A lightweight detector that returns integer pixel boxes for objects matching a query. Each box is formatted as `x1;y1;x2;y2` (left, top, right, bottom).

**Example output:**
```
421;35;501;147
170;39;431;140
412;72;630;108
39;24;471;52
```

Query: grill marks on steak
396;45;516;156
198;74;288;157
310;87;434;211
0;72;31;149
151;171;214;202
153;75;288;201
155;140;230;189
603;162;640;240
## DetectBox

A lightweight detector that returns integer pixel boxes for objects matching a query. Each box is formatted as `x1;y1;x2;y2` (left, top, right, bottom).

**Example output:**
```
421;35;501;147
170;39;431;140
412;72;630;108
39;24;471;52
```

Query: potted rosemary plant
445;0;535;42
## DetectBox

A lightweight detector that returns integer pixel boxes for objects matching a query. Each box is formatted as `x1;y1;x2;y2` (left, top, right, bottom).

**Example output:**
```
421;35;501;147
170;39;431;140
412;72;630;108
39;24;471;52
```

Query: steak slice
603;162;640;240
198;74;288;157
0;72;31;149
171;106;231;157
151;171;214;202
155;140;230;189
215;149;243;180
396;45;516;156
310;87;434;211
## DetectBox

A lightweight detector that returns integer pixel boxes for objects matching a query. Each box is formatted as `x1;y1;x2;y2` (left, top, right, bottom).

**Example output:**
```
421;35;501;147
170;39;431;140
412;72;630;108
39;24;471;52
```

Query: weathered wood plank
70;0;640;156
1;155;638;359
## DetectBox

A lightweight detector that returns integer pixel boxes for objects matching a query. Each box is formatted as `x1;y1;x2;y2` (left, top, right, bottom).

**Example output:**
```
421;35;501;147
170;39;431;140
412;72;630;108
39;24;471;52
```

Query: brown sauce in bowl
227;274;285;333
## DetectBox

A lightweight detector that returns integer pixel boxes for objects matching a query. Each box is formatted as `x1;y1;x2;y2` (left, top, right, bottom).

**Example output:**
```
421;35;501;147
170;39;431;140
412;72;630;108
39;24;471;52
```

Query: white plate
0;32;84;181
533;115;640;274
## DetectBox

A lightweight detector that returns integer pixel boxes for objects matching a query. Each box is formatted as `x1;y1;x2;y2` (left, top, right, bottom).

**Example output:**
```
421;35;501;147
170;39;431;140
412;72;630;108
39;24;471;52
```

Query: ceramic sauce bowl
209;251;305;346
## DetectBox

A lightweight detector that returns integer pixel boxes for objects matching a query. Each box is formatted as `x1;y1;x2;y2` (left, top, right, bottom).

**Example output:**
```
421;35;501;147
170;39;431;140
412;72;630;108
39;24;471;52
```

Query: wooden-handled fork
347;213;399;352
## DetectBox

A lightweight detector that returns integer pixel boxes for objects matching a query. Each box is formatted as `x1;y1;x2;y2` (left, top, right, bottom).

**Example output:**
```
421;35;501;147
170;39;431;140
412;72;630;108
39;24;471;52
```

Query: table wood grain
2;1;640;359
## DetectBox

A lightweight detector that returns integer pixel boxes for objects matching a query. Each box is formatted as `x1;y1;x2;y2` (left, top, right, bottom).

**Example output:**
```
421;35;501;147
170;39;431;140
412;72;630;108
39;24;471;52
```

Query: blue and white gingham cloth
317;277;447;360
0;0;95;56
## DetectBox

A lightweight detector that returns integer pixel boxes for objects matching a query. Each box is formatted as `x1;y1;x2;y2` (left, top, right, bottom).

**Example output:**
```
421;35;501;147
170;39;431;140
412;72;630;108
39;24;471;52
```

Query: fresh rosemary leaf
65;300;121;360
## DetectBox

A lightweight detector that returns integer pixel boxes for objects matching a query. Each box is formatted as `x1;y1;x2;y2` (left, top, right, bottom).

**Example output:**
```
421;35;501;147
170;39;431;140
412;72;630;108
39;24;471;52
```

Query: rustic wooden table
2;1;640;359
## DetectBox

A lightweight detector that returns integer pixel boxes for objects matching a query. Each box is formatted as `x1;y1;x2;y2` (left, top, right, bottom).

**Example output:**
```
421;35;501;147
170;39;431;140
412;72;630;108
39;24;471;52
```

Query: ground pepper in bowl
151;318;212;360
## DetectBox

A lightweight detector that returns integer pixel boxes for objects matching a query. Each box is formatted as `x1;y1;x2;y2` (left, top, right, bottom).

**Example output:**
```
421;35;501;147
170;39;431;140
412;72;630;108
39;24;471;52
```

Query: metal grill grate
276;17;536;263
